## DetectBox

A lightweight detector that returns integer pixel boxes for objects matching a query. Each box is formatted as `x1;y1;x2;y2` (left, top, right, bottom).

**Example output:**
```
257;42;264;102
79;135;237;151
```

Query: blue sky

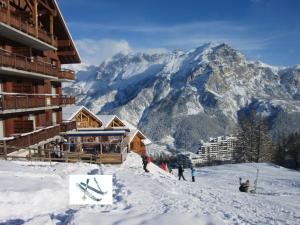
57;0;300;66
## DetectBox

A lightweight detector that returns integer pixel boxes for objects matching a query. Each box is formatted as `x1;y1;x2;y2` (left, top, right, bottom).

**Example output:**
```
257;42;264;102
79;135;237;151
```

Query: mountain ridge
64;43;300;151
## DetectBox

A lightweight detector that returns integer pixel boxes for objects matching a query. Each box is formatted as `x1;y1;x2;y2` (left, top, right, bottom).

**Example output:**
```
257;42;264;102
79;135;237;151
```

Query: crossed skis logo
78;177;107;202
69;175;112;205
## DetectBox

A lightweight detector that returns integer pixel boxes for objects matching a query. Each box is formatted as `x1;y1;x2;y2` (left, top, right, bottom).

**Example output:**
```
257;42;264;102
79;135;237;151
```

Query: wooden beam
50;14;53;42
6;0;10;24
57;40;71;47
33;0;38;36
38;0;54;15
57;50;76;56
24;0;33;11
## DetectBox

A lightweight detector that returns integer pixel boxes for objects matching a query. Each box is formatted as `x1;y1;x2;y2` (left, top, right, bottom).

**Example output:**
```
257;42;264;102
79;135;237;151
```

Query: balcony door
52;111;57;125
0;120;3;138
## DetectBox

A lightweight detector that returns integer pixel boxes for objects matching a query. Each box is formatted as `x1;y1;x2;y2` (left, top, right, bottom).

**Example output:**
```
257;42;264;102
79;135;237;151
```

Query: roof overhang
65;130;126;137
53;0;81;64
0;22;57;51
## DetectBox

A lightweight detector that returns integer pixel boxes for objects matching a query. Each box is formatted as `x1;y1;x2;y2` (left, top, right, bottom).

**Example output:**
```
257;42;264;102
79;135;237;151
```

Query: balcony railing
0;93;76;110
60;121;77;132
57;69;75;80
60;96;76;105
4;125;61;149
0;48;57;77
14;120;34;134
0;7;57;47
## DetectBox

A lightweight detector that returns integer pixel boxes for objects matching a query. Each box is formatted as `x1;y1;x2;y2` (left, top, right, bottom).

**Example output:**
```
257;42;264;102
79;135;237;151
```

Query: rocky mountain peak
64;43;300;152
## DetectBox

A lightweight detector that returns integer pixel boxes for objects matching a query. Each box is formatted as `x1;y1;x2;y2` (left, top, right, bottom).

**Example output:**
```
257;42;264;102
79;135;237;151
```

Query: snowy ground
0;153;299;225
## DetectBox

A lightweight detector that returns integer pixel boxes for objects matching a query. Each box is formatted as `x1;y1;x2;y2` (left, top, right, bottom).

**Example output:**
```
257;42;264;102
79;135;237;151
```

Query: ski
76;183;102;202
80;182;107;195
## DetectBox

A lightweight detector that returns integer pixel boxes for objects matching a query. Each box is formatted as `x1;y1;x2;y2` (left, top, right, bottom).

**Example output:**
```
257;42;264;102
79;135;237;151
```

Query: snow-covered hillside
0;154;300;225
64;43;300;151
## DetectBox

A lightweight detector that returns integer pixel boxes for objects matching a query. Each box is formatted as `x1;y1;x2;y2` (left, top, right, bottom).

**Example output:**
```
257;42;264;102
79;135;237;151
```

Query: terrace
0;93;75;112
0;5;57;50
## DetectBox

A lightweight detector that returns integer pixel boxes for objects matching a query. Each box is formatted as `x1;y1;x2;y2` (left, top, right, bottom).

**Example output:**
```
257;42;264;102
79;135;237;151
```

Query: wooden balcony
60;121;77;133
0;7;57;48
4;125;61;151
14;120;34;134
0;93;75;111
0;48;57;77
51;95;75;106
57;69;75;81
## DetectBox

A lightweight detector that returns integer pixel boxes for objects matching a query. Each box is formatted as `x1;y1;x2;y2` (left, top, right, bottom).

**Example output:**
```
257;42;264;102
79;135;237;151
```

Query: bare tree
235;110;274;163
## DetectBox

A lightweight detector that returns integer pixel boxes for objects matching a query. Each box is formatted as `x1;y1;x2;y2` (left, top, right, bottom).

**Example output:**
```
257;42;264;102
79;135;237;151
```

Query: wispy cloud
75;39;168;65
69;20;271;52
71;20;297;65
69;21;247;34
75;39;132;65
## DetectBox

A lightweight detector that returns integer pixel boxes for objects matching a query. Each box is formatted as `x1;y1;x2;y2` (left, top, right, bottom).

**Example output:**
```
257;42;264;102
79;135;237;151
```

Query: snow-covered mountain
64;43;300;151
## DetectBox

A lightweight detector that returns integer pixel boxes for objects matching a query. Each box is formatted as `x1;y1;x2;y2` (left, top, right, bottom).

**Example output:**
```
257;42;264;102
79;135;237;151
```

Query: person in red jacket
146;155;151;164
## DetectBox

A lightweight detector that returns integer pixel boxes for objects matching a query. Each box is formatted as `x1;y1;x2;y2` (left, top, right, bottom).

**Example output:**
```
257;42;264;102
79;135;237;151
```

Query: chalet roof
122;120;152;145
97;115;125;128
62;105;102;125
64;130;126;137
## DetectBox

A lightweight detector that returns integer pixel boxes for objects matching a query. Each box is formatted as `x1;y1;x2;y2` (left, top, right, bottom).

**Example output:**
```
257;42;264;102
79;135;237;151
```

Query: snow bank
0;155;299;225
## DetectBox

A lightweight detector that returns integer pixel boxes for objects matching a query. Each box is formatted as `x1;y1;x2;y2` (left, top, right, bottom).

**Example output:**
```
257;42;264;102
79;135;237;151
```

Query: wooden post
77;137;81;152
100;136;102;154
28;148;31;160
6;0;10;24
50;14;54;44
67;136;70;152
3;140;7;160
33;0;38;37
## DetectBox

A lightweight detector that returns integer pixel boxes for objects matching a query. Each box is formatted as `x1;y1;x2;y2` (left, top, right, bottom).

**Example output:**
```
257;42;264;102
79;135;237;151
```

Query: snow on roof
122;120;152;145
62;105;102;125
62;105;83;121
97;115;117;128
65;130;126;137
97;115;127;128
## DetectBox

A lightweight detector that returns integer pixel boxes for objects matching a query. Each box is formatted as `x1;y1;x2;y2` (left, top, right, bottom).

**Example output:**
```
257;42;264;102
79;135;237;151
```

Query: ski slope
0;153;299;225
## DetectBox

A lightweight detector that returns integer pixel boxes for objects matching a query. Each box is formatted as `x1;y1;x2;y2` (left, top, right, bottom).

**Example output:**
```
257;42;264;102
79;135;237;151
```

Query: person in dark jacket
178;164;186;180
239;178;250;192
142;155;149;173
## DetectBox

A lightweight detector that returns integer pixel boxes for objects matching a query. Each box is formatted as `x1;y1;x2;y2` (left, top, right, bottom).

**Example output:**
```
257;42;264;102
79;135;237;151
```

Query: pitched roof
97;115;125;128
122;120;152;145
62;105;102;125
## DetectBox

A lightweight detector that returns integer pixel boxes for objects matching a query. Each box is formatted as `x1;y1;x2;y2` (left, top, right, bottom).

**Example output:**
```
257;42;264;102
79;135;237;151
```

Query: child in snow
142;155;149;173
191;167;196;182
178;164;186;181
239;178;250;192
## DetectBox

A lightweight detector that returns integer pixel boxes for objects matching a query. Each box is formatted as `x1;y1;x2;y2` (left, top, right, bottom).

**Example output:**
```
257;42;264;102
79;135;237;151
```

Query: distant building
196;136;238;165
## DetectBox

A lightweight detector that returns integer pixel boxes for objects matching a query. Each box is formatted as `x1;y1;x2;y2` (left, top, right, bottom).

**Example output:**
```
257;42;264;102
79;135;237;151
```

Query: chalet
61;106;129;164
122;120;151;156
0;0;80;157
97;115;152;155
61;107;152;163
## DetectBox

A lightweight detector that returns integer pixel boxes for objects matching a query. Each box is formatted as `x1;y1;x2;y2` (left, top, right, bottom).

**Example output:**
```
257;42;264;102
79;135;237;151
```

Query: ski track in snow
0;154;299;225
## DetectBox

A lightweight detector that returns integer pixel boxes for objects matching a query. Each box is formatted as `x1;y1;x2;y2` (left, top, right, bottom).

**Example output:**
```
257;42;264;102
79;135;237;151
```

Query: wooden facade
0;0;80;152
129;131;146;155
107;117;125;128
74;109;102;128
